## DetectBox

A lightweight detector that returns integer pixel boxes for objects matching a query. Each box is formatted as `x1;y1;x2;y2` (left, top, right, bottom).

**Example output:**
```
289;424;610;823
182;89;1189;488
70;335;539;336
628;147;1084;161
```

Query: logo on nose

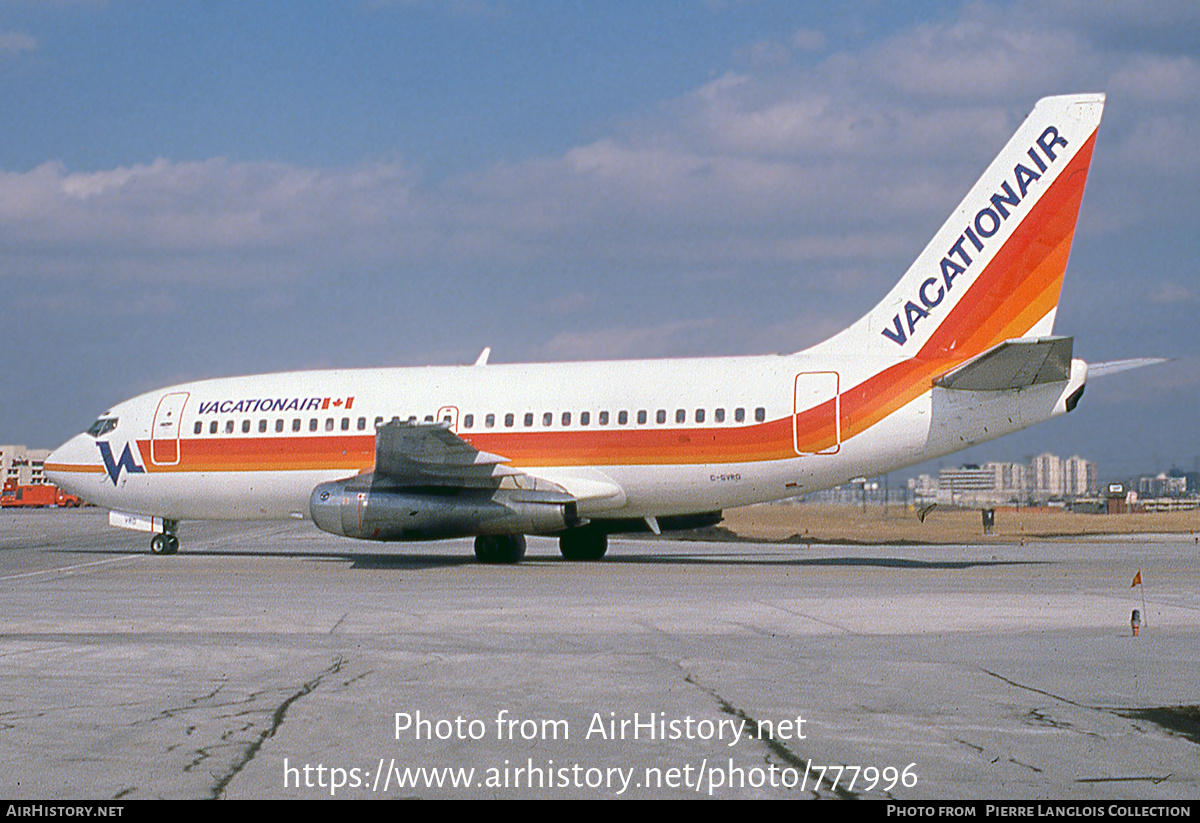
98;442;146;486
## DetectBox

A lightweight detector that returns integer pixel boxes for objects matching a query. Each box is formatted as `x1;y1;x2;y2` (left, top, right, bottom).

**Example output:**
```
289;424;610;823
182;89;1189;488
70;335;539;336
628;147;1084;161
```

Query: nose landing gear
149;520;180;555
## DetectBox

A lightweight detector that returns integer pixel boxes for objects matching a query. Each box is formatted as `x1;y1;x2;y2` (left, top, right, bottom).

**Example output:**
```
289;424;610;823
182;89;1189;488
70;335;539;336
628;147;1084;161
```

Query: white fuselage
45;349;1086;524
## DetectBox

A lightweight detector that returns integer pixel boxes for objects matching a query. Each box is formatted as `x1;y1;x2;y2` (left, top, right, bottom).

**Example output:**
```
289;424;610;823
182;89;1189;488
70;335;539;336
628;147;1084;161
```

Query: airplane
46;93;1138;563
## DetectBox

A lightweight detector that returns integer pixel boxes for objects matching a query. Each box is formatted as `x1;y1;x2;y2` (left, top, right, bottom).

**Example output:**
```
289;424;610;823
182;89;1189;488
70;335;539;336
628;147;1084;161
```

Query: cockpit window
87;417;118;438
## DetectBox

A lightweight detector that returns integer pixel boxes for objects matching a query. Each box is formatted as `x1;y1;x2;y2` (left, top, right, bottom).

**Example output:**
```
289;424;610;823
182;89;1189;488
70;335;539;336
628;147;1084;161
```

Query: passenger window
194;422;203;435
374;416;383;429
695;409;705;423
276;419;284;433
357;417;366;431
715;408;725;423
424;415;434;422
562;412;571;426
325;418;335;432
226;421;235;434
524;413;534;427
543;412;553;426
656;410;666;424
675;409;685;424
293;419;301;432
505;413;515;428
580;411;590;426
309;419;318;432
341;418;349;431
258;420;267;433
735;408;745;423
599;411;609;425
618;411;628;425
210;421;218;434
755;407;766;422
637;410;647;425
486;414;495;428
242;420;251;433
463;414;474;429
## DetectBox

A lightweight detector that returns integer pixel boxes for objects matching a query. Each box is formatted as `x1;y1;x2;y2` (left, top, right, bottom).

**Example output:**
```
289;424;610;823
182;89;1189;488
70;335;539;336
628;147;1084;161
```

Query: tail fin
821;93;1104;363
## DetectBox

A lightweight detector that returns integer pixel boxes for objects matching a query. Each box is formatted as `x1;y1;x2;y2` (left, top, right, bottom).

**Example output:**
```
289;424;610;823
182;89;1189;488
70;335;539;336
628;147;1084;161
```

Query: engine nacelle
309;478;579;541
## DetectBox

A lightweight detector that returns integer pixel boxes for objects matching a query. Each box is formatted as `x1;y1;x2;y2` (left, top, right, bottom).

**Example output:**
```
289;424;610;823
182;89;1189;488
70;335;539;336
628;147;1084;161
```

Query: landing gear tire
474;534;526;564
150;534;179;555
559;527;607;561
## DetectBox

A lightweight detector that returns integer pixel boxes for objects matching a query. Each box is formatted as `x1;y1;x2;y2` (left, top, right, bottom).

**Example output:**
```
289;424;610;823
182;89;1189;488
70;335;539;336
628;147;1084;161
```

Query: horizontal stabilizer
1087;357;1168;378
934;337;1073;391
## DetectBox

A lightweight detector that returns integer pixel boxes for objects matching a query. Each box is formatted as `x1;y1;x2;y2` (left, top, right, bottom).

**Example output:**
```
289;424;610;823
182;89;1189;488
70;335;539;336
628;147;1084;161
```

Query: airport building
1138;473;1188;498
1;445;51;487
936;462;1031;506
904;453;1099;507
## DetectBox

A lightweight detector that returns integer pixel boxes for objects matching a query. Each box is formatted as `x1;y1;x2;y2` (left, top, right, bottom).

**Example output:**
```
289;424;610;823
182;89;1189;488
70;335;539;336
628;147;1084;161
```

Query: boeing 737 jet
48;94;1129;563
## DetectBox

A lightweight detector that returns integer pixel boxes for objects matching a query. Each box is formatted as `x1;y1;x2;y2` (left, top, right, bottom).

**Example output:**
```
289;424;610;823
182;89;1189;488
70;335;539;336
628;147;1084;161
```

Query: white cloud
1109;55;1200;105
1;2;1197;301
0;30;37;54
791;28;826;54
540;320;716;361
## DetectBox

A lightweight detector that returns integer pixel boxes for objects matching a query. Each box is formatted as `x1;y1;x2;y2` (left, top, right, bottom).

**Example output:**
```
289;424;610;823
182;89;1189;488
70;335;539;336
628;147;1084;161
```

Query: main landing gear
559;526;607;561
474;534;526;564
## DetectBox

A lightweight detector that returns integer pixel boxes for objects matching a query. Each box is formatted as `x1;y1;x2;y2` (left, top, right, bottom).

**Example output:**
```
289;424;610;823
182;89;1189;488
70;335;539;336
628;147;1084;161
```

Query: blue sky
3;0;1198;481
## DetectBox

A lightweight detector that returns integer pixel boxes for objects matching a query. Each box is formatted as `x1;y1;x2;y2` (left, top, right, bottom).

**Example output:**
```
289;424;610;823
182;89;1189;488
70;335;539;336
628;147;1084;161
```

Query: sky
1;0;1197;482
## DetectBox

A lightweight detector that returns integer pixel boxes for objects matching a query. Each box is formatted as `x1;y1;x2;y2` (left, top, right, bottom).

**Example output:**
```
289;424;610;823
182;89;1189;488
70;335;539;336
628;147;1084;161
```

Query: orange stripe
44;462;105;474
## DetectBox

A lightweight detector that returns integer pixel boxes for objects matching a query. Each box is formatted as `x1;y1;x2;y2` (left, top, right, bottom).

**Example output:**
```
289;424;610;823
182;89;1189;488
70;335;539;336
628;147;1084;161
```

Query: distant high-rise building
1031;452;1064;499
1063;455;1096;496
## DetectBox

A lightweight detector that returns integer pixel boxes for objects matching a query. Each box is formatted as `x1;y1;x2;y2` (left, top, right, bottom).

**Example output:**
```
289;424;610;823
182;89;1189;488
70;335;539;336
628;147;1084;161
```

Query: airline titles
197;396;355;415
881;125;1072;347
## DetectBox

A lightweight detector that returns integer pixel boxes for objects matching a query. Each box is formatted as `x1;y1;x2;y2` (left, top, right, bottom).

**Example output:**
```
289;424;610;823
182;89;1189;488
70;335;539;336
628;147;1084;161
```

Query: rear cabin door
793;372;840;455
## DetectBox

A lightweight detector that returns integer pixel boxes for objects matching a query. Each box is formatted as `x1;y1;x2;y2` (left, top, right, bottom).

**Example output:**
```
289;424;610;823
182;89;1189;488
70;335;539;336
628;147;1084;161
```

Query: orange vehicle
1;480;80;508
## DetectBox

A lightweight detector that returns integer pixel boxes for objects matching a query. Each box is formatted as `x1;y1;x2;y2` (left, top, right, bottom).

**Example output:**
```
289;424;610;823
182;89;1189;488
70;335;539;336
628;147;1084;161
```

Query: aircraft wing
934;337;1074;391
373;420;520;487
371;420;625;504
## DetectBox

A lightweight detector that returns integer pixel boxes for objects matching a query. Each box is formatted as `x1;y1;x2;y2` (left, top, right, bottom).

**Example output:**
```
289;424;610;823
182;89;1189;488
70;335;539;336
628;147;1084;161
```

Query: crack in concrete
1076;774;1174;785
681;671;859;800
342;670;373;687
1026;707;1104;740
329;612;349;634
978;667;1197;788
978;668;1088;709
1008;757;1043;774
980;668;1200;748
209;656;344;799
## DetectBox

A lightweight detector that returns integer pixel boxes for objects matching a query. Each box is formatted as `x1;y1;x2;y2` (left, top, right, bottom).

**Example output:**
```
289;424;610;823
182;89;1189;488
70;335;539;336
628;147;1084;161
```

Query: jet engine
309;476;579;541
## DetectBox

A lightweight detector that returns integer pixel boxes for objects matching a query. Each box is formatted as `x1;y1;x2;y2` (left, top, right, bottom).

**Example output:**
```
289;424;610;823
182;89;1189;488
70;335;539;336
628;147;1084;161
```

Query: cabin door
793;372;840;455
151;392;189;466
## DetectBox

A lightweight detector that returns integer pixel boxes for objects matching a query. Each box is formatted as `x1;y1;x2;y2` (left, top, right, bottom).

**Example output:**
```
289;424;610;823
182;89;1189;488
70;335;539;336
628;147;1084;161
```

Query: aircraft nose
44;433;98;493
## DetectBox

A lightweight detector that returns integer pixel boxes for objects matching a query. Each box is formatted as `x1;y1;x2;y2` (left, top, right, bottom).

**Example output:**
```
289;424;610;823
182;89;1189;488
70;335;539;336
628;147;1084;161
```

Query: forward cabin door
793;373;840;455
151;392;189;466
